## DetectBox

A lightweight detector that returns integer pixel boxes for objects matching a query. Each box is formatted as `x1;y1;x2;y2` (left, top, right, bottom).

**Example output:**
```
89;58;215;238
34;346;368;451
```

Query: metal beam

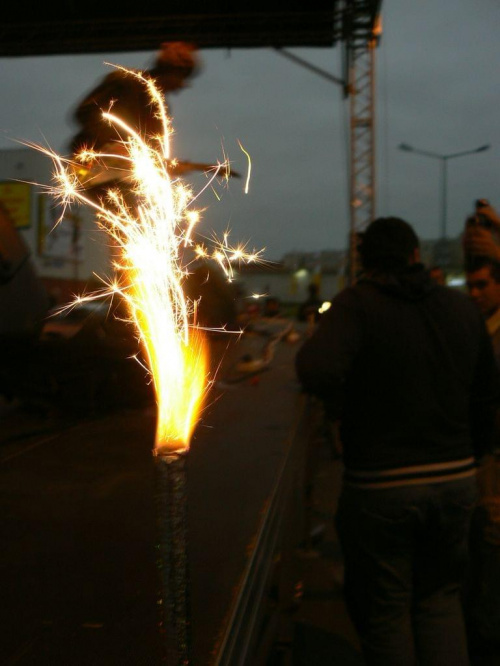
343;2;381;283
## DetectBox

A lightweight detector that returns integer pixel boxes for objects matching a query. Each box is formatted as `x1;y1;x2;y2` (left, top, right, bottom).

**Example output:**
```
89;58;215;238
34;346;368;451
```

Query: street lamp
398;142;490;240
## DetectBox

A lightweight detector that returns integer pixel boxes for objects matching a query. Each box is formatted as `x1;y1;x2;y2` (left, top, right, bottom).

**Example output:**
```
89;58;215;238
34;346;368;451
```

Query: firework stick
28;66;260;662
155;451;191;664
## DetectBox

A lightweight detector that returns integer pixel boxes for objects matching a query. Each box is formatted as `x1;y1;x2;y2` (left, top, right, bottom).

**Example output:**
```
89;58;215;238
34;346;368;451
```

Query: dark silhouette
464;257;500;663
263;296;281;318
429;265;445;285
69;42;199;161
67;42;236;193
297;283;323;323
296;216;500;665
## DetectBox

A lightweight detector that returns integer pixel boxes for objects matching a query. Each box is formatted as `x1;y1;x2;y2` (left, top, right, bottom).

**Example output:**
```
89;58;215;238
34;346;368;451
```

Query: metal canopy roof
0;2;381;58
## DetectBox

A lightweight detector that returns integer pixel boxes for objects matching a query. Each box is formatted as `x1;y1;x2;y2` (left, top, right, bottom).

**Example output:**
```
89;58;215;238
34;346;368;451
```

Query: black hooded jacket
295;264;500;485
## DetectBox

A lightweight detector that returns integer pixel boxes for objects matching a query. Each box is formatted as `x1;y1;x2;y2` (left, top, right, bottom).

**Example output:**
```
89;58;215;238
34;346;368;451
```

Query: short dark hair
465;256;500;283
358;217;419;273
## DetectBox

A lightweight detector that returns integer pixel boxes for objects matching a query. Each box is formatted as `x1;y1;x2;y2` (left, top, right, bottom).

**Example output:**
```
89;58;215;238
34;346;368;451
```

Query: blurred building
0;148;110;305
419;237;465;272
0;147;469;310
233;261;343;311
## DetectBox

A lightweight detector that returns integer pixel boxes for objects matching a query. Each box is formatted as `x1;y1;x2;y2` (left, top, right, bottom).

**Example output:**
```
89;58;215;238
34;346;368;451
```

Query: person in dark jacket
295;217;500;666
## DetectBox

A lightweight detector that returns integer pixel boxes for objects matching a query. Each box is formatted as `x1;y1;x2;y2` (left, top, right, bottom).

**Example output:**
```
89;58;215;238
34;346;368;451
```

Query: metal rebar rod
154;451;191;665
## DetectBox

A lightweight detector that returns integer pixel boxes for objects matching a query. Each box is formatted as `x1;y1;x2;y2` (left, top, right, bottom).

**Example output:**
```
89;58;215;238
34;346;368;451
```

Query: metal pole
155;451;192;665
441;157;448;240
399;143;490;242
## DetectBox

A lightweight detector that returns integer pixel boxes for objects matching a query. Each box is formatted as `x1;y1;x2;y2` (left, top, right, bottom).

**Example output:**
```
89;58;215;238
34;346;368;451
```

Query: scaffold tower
342;1;382;283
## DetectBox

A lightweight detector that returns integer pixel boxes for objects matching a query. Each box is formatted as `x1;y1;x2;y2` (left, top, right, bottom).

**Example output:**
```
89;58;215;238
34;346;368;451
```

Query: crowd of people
295;206;500;665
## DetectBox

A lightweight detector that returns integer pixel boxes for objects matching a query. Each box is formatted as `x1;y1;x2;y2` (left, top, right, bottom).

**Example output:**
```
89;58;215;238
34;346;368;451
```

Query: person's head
358;217;420;274
429;265;445;285
150;41;199;92
466;258;500;318
263;297;280;317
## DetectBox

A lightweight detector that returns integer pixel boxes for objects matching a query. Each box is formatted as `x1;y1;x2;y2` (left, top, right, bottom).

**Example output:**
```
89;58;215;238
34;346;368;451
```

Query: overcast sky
0;0;499;261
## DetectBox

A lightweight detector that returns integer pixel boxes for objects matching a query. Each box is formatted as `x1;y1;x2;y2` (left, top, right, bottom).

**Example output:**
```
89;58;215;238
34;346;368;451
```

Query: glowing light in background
28;64;263;454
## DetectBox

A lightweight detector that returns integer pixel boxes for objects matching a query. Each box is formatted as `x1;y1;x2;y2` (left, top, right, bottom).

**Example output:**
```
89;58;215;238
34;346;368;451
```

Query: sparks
30;64;264;454
237;140;252;194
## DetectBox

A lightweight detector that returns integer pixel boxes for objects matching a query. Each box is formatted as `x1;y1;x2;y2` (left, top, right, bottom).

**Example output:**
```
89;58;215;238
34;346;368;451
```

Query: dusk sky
0;0;499;261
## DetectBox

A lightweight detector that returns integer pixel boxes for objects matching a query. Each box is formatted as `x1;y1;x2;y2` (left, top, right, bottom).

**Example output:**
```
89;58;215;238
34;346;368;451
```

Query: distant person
464;257;500;661
466;258;500;367
463;200;500;270
297;283;323;323
295;216;500;666
183;260;239;333
262;296;281;318
429;265;446;285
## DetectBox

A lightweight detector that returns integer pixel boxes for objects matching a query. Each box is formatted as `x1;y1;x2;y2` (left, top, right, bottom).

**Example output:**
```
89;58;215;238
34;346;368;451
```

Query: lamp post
398;142;490;240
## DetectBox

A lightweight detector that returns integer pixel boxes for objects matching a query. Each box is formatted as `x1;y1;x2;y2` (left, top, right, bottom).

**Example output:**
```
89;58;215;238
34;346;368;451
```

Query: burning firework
27;62;263;663
29;63;262;454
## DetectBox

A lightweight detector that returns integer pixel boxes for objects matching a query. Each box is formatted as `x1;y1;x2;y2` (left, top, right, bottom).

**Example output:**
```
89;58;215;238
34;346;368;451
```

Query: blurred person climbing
67;41;236;192
68;42;199;172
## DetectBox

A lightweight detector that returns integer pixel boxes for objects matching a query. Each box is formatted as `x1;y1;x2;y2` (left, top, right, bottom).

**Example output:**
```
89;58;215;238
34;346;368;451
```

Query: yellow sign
0;181;31;228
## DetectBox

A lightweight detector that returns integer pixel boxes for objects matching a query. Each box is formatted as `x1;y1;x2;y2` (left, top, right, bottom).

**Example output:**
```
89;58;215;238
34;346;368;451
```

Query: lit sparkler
29;63;263;664
30;64;262;454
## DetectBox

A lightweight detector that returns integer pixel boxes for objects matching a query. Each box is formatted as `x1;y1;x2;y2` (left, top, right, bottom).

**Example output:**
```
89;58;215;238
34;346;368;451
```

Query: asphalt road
0;321;306;665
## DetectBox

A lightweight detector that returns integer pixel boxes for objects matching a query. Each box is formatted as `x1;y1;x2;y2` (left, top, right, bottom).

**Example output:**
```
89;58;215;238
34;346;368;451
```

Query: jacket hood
361;263;437;301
